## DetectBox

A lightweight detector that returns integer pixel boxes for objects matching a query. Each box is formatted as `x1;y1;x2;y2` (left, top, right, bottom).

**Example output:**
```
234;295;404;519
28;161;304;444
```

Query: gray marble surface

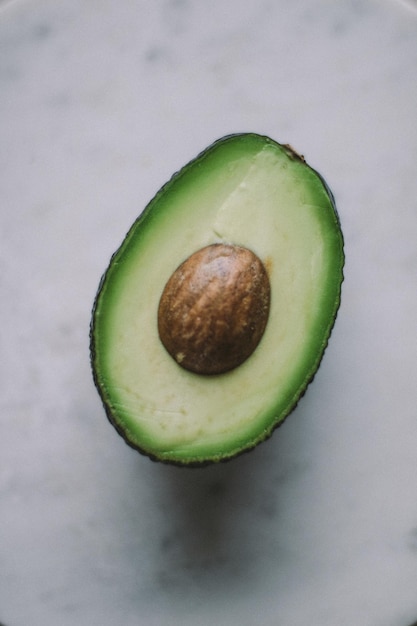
1;0;417;625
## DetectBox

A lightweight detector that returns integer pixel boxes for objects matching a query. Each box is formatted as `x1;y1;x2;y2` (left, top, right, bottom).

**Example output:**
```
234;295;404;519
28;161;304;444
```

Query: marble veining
1;1;417;625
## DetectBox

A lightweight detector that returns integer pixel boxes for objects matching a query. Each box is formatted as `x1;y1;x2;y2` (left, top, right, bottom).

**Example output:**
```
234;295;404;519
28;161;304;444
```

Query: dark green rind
90;133;344;467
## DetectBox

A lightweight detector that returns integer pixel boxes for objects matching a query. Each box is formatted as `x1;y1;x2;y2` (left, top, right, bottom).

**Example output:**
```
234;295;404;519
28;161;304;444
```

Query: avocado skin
90;133;344;467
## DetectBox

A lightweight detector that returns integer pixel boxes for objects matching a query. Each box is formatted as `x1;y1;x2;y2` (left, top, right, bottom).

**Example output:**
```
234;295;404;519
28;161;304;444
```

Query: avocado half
90;133;344;466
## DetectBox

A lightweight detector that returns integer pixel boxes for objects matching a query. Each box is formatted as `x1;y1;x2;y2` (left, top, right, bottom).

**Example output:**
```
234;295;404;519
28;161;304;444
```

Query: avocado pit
157;243;271;375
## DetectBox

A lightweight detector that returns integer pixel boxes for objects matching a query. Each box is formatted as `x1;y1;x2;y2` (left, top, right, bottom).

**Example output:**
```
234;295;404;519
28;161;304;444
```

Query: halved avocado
90;133;344;466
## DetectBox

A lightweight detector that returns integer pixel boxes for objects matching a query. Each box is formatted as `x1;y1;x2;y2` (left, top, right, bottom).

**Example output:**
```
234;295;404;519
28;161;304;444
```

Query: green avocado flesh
90;133;344;466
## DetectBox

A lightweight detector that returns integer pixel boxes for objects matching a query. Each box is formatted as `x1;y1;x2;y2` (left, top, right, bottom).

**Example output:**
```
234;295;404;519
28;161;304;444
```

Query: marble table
1;1;417;625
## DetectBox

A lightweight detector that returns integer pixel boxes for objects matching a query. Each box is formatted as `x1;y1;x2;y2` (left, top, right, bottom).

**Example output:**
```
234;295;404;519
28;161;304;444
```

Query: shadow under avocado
147;403;312;594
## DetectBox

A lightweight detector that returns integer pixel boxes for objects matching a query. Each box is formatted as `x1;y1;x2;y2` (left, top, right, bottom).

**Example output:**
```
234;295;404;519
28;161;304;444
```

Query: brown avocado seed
157;243;271;375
